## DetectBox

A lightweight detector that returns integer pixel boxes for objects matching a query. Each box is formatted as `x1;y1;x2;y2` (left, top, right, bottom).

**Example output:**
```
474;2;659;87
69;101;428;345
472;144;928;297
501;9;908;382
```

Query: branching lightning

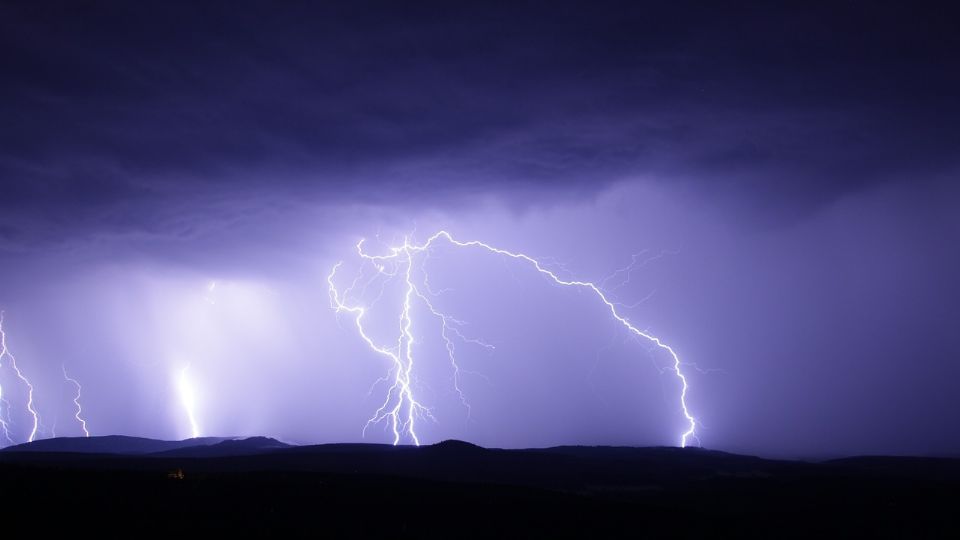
0;311;40;443
62;365;90;437
328;231;699;448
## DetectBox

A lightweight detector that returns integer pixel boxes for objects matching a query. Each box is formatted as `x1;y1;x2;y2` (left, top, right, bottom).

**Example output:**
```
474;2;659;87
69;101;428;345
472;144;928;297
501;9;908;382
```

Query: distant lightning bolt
177;364;200;438
329;231;699;448
0;383;12;445
0;311;40;443
61;365;90;437
203;280;217;305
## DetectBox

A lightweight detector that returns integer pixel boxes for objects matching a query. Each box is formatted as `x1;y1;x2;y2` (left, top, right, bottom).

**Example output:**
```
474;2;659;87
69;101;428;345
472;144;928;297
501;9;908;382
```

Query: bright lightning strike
328;256;434;446
177;364;201;438
0;311;40;443
62;365;90;437
328;231;699;448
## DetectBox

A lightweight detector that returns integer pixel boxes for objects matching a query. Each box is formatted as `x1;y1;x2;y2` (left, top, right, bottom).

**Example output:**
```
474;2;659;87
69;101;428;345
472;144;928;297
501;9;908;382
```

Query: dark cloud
1;1;958;243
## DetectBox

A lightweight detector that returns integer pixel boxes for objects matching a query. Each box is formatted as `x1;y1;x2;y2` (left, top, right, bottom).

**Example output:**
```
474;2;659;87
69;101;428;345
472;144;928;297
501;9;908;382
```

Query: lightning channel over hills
328;231;699;448
0;311;40;444
62;365;90;437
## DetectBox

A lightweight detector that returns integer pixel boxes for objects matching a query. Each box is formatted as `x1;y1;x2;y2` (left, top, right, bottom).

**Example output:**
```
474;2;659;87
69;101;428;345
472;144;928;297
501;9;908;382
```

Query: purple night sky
0;2;957;458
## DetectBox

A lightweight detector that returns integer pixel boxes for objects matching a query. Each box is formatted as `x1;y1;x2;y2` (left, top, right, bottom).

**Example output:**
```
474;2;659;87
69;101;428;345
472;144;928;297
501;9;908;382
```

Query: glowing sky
0;2;958;457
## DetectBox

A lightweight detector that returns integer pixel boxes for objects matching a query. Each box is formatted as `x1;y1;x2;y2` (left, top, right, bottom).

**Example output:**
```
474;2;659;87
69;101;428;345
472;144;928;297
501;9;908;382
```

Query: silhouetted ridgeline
2;436;958;537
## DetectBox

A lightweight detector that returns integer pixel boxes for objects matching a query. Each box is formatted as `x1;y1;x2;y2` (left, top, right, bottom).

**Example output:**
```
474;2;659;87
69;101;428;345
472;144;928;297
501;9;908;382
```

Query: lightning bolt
0;379;12;445
177;364;201;438
61;365;90;437
328;231;699;448
328;255;433;445
0;311;40;443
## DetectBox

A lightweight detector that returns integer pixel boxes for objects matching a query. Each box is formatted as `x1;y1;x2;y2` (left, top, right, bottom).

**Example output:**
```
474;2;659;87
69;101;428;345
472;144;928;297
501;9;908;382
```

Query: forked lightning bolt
0;311;40;443
62;365;90;437
328;256;434;445
328;231;699;448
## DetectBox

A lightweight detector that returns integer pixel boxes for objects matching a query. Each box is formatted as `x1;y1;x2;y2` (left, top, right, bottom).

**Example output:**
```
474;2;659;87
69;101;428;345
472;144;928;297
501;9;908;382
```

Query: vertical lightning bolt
61;365;90;437
0;377;12;445
178;364;201;438
328;231;699;448
0;311;40;443
329;252;433;445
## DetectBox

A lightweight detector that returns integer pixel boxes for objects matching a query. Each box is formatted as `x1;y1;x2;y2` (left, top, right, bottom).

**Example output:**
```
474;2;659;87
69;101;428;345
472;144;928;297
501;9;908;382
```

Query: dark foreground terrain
2;436;958;537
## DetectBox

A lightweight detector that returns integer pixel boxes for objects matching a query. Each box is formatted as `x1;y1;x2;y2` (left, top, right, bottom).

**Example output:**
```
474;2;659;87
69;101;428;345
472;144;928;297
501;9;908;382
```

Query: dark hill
151;436;291;457
1;435;232;455
430;439;485;451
